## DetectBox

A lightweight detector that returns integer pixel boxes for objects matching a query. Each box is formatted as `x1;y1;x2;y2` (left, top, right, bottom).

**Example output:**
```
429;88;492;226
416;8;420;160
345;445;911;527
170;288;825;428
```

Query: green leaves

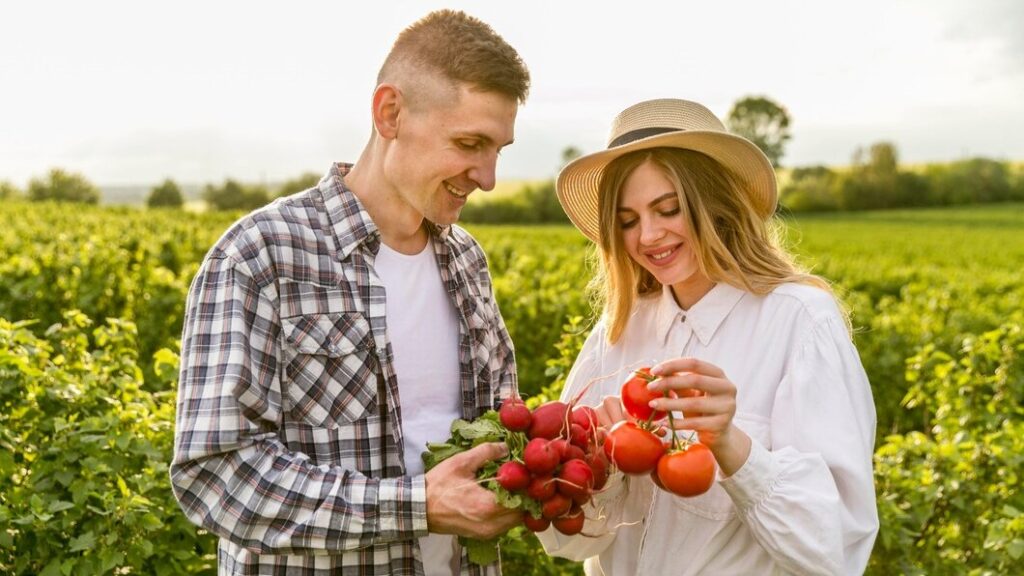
872;321;1024;574
0;315;217;575
419;410;542;566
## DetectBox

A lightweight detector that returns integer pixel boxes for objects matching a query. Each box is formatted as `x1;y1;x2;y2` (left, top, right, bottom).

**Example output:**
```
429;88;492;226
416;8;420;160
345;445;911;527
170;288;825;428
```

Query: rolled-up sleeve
170;254;427;555
720;311;879;575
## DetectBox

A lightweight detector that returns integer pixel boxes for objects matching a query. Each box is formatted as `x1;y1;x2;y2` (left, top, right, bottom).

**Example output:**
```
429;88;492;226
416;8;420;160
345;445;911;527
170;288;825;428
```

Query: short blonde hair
378;10;530;105
592;148;844;344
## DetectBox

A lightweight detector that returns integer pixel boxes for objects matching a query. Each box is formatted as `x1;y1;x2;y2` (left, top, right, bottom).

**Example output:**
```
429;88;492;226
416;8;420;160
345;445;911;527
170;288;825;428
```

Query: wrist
709;425;751;478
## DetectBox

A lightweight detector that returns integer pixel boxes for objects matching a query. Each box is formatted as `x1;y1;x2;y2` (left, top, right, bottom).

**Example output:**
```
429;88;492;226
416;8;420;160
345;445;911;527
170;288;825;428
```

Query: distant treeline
3;144;1022;217
779;143;1024;213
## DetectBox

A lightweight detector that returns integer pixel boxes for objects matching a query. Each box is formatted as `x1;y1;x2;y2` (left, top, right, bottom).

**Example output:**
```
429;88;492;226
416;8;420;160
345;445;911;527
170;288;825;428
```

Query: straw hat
556;98;777;242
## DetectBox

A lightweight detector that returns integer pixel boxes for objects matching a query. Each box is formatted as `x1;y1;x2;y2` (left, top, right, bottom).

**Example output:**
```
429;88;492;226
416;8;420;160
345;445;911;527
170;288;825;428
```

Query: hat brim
556;130;778;242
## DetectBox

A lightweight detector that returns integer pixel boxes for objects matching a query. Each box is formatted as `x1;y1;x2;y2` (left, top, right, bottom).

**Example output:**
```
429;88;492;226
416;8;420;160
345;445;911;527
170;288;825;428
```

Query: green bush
780;165;840;212
0;181;21;200
923;158;1014;206
147;179;184;209
0;312;216;575
871;322;1024;574
202;179;270;211
461;181;569;224
28;169;100;204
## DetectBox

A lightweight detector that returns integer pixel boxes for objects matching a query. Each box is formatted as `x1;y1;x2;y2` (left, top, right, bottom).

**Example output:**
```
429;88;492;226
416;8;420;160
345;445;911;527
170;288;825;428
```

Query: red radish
557;459;594;500
569;423;589;448
571;406;599;433
522;512;550;532
496;461;530;492
541;493;572;519
524;438;559;474
526;474;556;501
528;401;570;439
553;506;585;535
587;450;611;491
549;438;569;460
499;397;532;432
562;444;586;463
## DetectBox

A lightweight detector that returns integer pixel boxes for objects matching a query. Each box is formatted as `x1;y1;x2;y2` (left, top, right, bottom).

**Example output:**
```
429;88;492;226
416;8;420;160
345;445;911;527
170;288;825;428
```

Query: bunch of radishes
496;397;611;536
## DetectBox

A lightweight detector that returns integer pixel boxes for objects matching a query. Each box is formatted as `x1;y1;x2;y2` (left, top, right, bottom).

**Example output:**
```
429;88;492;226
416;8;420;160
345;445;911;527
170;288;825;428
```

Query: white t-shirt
539;282;879;576
374;237;463;576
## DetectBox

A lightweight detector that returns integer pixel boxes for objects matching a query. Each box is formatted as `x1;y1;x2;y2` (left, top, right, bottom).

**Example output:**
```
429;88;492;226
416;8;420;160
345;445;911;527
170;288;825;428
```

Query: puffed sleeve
719;308;879;575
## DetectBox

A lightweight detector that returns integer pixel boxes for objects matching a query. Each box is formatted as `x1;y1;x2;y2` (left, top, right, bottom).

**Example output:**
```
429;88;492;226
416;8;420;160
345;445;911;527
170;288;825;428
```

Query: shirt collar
655;282;747;346
319;163;452;261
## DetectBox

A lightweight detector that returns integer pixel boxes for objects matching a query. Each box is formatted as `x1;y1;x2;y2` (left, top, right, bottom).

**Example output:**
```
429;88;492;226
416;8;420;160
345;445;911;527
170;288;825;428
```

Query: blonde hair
378;10;530;106
592;148;846;344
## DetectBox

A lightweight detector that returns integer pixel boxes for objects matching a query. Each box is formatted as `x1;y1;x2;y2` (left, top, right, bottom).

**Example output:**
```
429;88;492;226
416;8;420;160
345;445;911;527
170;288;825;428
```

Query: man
170;10;529;575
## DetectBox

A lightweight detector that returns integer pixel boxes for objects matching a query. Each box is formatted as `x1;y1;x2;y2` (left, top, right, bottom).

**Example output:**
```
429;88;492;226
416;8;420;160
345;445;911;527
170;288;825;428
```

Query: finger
458;442;509;470
667;414;729;432
648;373;731;395
650;357;725;378
650;393;733;416
598;395;625;427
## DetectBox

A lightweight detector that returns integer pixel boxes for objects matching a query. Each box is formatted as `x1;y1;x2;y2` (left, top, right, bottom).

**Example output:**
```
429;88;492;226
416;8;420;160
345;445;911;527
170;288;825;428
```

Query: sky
2;0;1023;189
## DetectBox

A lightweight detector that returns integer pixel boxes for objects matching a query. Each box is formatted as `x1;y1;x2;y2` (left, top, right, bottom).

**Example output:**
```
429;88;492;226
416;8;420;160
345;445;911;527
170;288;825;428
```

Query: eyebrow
617;192;677;212
458;133;515;148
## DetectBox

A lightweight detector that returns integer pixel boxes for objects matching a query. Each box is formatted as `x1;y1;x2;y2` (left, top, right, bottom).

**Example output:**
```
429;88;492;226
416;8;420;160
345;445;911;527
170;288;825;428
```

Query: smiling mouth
647;245;680;262
445;181;469;198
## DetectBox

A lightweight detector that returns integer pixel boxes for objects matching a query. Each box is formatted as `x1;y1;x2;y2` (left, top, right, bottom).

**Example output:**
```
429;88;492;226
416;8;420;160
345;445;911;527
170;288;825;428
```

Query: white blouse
538;282;878;575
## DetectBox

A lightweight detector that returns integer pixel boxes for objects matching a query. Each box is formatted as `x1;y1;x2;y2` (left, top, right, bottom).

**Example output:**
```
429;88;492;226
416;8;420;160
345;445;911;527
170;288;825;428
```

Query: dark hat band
608;126;684;148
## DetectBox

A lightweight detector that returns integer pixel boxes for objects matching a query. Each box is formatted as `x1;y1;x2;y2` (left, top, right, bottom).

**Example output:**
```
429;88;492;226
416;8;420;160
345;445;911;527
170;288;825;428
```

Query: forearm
170;438;428;554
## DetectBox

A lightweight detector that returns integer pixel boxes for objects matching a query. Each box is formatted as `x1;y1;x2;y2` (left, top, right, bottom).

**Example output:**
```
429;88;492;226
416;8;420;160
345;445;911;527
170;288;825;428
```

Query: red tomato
620;368;666;422
655;443;716;497
603;421;665;475
677;387;705;419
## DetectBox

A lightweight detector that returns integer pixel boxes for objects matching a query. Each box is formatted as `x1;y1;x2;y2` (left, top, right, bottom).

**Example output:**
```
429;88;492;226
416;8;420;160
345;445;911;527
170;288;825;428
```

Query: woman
538;99;878;575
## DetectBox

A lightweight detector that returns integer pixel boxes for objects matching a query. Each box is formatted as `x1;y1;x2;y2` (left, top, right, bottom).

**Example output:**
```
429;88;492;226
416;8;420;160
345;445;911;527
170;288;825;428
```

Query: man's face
383;83;518;226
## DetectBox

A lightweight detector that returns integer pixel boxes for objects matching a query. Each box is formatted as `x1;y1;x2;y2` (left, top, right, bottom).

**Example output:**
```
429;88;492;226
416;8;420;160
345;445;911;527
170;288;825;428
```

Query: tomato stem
664;391;682;451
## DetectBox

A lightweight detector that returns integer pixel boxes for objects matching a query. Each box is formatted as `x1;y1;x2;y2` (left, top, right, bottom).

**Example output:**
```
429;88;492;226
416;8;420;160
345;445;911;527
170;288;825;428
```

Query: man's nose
469;154;498;192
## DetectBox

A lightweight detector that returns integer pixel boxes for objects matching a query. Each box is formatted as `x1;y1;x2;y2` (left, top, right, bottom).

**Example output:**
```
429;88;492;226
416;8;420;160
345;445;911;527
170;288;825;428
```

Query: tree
147;178;184;208
726;96;791;167
203;179;270;211
839;142;902;210
779;165;840;212
560;146;582;168
276;172;320;198
28;168;101;204
0;180;21;200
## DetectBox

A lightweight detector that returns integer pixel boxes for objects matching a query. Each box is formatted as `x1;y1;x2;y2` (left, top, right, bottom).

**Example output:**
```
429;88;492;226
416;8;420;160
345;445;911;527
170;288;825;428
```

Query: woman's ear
371;84;402;140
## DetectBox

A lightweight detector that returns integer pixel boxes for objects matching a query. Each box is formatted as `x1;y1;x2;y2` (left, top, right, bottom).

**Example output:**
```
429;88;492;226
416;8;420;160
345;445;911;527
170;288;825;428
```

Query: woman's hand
647;357;752;476
594;394;629;430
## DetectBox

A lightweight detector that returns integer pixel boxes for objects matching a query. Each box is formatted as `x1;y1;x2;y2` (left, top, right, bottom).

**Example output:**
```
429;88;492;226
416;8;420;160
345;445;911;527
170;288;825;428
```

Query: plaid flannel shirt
171;163;518;575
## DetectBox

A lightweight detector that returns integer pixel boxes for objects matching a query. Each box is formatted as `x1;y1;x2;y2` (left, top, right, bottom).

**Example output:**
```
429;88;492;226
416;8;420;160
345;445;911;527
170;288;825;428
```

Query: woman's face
617;159;711;299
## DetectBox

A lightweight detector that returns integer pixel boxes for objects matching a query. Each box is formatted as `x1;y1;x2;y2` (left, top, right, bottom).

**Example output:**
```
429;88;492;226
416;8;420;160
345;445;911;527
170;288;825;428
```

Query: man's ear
371;84;402;140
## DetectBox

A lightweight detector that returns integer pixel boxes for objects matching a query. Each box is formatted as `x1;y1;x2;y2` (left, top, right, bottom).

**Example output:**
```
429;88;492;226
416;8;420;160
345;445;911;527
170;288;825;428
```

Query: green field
2;201;1022;574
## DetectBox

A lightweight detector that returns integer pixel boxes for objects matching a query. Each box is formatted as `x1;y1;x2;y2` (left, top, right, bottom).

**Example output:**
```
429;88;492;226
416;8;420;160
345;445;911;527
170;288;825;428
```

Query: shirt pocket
669;412;771;520
281;311;378;428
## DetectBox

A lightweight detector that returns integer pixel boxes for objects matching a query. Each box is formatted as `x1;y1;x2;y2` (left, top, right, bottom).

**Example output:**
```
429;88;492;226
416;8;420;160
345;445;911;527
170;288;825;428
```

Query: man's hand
425;442;522;540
